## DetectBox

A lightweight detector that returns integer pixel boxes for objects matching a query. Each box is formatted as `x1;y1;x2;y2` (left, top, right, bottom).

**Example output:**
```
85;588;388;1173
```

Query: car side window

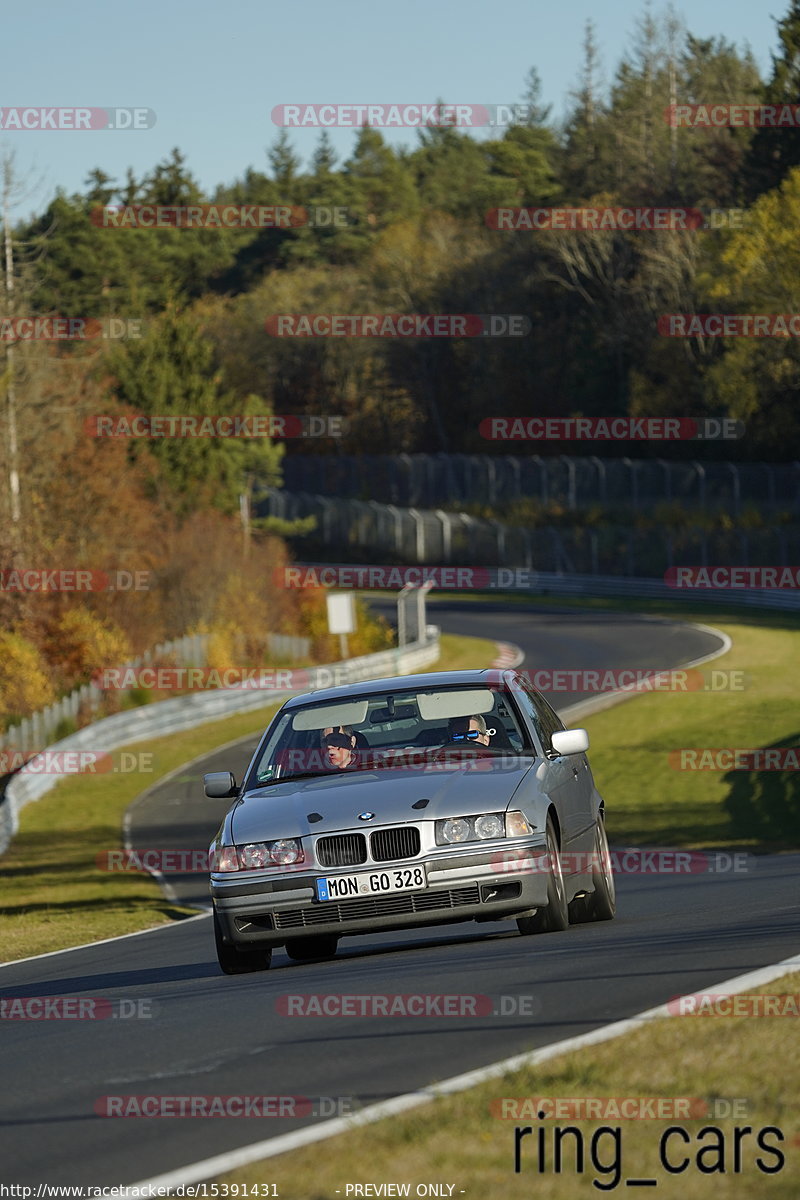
514;679;564;755
537;694;566;753
509;683;547;754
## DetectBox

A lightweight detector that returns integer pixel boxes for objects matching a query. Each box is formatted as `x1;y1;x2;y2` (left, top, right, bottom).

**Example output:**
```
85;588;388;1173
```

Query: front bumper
211;841;549;947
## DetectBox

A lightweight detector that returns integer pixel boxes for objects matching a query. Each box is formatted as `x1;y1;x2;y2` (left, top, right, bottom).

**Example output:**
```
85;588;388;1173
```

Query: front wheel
517;817;569;935
214;909;272;974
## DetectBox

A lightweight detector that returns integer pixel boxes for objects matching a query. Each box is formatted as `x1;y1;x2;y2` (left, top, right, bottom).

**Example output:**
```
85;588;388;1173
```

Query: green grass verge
425;591;798;849
582;619;798;849
218;972;800;1198
0;633;499;962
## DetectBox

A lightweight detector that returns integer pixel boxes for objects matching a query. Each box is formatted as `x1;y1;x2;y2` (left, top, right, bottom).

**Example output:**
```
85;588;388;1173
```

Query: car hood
230;759;535;843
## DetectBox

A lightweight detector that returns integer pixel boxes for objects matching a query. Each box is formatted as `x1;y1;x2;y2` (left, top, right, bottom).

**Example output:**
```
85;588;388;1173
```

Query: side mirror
204;771;238;798
551;728;589;757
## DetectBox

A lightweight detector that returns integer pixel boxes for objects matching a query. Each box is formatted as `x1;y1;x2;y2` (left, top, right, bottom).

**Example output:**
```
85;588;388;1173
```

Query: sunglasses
451;730;482;740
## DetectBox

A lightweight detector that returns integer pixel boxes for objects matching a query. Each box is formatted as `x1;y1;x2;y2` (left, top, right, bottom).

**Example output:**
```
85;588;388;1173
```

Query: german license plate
315;865;427;902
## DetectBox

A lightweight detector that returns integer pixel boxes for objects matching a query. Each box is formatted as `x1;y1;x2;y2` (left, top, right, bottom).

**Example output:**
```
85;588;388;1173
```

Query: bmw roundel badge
358;811;375;821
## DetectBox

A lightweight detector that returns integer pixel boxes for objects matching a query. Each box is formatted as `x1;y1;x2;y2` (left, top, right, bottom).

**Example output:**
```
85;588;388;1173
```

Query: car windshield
247;684;531;786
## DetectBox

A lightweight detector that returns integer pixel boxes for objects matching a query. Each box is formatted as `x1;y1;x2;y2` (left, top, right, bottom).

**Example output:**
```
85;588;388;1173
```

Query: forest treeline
2;2;800;723
12;4;800;464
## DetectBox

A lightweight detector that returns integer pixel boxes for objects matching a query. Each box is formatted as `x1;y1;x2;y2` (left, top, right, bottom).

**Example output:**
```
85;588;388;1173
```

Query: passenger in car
447;714;493;745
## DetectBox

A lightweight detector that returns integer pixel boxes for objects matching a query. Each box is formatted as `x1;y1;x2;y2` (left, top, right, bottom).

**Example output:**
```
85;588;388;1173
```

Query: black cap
323;732;352;749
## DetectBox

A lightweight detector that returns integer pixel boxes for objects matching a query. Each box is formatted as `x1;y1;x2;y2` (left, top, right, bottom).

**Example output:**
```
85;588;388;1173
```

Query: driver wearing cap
322;730;359;770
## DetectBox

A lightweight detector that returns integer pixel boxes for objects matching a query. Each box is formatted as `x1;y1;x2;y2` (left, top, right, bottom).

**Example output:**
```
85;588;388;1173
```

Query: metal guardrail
0;632;440;858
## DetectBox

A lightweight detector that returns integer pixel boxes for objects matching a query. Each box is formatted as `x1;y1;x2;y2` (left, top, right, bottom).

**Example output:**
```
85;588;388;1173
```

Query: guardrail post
559;455;577;510
397;583;413;648
524;528;534;570
589;456;606;505
486;456;497;505
495;520;506;564
508;456;521;501
622;457;640;511
417;580;434;641
434;510;454;561
532;455;547;504
407;508;425;562
385;505;404;555
727;463;742;517
657;458;672;503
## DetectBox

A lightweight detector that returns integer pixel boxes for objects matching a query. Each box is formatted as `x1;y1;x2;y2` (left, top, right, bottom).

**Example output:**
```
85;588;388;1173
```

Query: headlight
270;838;303;865
440;818;471;844
213;839;304;872
240;843;272;870
435;812;507;846
474;814;504;840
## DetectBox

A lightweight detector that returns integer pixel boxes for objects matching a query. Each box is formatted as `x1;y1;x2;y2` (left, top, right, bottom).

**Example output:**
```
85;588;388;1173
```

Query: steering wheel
430;739;498;762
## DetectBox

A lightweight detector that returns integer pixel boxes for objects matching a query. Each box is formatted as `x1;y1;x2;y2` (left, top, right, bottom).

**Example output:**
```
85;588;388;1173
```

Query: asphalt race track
2;600;798;1185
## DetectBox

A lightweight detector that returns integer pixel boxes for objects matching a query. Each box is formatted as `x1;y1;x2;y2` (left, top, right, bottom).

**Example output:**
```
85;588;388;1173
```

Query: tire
517;816;569;935
570;814;616;924
585;814;616;921
285;936;339;962
214;909;272;974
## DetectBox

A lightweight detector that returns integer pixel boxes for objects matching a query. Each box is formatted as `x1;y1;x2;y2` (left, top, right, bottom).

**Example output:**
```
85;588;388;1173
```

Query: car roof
281;667;516;710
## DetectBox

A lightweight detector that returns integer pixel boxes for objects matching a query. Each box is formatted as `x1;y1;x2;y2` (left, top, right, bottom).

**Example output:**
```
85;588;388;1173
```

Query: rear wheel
214;909;272;974
585;814;616;921
517;816;569;935
285;936;339;961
